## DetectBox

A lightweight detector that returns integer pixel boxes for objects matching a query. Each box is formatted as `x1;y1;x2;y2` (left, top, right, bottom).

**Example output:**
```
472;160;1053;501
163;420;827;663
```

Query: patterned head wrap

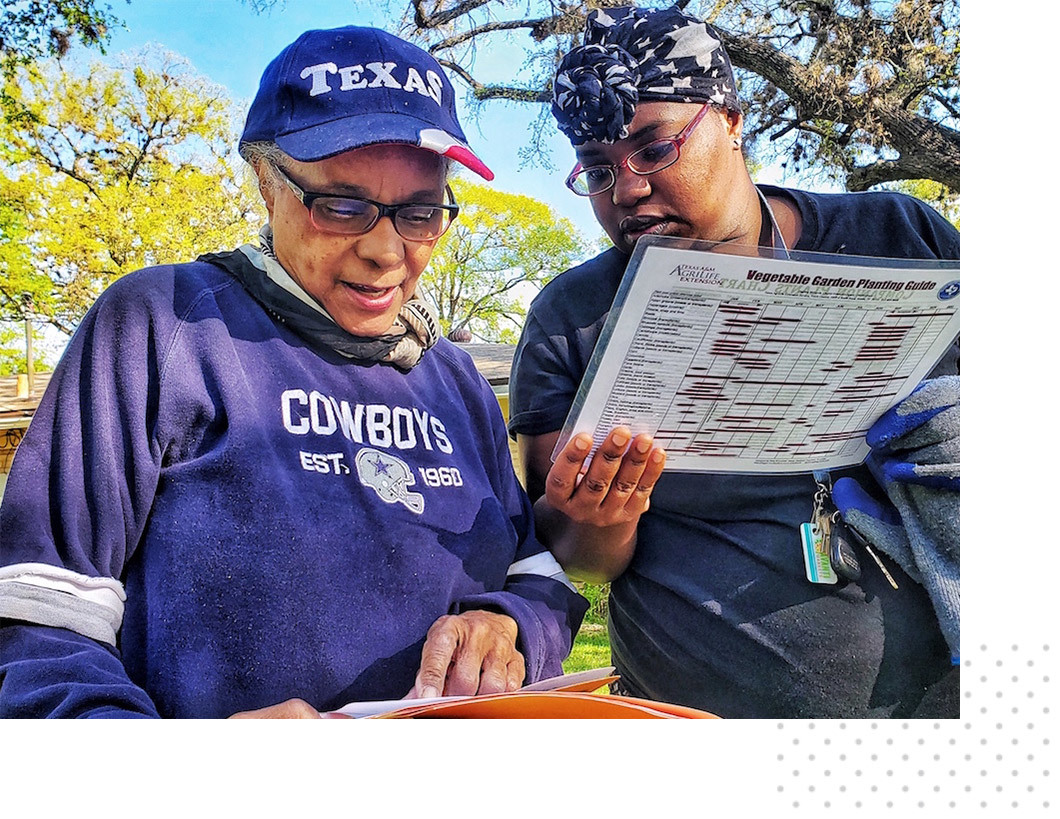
552;5;741;145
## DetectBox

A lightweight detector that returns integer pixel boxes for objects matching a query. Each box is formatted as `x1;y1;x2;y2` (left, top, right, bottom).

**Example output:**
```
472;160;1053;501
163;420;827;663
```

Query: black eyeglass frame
565;103;715;197
269;161;460;241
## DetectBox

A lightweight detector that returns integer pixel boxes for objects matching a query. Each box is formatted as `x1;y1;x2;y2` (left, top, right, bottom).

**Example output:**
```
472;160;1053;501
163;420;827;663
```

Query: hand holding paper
228;698;321;719
412;610;525;699
548;427;666;529
537;427;666;582
555;237;960;474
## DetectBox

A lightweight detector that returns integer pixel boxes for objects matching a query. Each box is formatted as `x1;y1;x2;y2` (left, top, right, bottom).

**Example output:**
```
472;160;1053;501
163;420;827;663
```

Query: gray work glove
833;376;960;661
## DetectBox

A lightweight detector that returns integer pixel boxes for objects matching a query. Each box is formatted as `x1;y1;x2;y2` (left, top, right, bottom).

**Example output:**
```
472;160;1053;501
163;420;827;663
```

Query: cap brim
274;112;494;181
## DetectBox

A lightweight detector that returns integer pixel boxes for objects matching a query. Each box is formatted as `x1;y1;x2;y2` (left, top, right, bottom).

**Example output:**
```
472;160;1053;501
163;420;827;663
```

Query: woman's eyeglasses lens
568;138;682;196
310;198;452;240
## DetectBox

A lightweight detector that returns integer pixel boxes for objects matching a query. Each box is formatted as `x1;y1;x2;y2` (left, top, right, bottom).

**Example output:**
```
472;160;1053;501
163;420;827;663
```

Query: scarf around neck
199;225;439;371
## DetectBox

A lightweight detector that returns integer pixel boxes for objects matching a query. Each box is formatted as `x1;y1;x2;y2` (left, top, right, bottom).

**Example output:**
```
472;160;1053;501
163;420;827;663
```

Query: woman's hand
228;698;321;719
545;427;666;529
522;426;666;583
411;610;524;699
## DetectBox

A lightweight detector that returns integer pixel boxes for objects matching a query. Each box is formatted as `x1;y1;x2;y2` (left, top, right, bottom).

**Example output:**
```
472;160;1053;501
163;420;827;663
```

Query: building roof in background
457;343;515;387
0;373;53;430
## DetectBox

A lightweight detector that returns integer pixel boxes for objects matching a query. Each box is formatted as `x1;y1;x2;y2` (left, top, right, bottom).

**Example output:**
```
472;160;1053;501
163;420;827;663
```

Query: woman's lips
620;216;678;244
342;281;400;311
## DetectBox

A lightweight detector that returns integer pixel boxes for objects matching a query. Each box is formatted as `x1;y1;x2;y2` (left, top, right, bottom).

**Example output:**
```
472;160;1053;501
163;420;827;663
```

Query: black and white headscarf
552;5;741;145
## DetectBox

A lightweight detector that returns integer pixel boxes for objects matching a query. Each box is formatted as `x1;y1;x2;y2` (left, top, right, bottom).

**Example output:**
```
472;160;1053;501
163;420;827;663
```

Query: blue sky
99;0;610;241
93;0;849;245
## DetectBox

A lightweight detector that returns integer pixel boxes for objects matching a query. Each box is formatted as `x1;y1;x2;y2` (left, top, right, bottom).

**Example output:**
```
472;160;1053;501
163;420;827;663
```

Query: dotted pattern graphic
772;644;1055;810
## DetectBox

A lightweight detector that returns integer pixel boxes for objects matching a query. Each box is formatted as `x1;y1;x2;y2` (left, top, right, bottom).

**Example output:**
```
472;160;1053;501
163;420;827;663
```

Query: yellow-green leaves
423;177;587;342
1;47;265;335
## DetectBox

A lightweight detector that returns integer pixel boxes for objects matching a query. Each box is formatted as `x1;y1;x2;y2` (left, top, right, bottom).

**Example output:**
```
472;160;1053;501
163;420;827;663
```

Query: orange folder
324;668;718;719
370;690;718;719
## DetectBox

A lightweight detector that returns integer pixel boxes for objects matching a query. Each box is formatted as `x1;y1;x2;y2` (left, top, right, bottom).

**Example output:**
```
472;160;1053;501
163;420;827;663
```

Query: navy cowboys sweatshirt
0;261;586;718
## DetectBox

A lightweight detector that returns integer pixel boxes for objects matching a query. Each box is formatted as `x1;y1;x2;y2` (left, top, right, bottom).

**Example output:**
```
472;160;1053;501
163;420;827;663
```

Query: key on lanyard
827;511;862;582
801;473;837;584
807;471;898;589
839;516;899;590
803;471;863;584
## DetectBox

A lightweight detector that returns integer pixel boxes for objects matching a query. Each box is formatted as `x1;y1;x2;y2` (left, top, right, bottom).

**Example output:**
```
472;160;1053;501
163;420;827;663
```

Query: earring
733;137;742;148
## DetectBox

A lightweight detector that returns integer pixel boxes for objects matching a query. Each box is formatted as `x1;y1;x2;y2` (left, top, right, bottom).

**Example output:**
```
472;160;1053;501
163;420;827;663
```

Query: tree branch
412;0;493;30
716;25;960;191
429;17;553;53
436;58;550;102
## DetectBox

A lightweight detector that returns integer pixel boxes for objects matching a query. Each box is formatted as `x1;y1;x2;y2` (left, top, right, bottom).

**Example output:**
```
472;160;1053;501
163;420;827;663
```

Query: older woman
0;25;585;718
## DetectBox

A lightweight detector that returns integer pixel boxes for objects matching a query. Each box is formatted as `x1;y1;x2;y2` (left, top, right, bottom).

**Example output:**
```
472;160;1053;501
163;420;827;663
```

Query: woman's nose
611;166;652;207
354;214;406;269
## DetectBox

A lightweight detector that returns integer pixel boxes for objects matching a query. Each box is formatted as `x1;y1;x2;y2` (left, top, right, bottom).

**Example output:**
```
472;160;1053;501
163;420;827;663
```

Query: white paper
556;237;960;474
325;666;616;718
327;694;458;719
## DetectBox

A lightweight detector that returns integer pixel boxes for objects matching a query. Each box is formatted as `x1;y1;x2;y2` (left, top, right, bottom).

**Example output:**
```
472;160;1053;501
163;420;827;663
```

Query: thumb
832;477;918;581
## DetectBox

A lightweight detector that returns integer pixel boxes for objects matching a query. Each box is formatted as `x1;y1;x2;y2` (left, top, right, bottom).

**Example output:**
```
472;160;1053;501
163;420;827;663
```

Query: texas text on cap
240;25;493;180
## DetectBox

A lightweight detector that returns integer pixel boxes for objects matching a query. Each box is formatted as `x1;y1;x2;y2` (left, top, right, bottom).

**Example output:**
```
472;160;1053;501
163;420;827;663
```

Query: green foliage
0;171;50;321
1;1;122;122
576;580;610;625
0;322;50;375
563;582;611;674
0;1;118;64
0;48;265;334
421;177;587;341
562;624;611;676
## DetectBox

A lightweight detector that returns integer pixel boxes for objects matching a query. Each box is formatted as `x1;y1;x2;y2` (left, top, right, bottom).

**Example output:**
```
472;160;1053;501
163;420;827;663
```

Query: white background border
4;5;1056;818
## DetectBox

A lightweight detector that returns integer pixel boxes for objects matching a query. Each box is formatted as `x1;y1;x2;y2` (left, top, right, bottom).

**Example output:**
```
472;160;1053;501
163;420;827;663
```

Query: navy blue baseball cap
239;25;494;180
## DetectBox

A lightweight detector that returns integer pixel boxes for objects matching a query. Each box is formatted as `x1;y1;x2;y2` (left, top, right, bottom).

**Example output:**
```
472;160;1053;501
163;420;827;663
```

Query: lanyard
756;186;790;259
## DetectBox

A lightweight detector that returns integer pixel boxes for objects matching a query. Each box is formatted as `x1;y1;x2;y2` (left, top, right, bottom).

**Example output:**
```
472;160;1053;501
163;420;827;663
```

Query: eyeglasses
565;104;714;197
270;162;459;241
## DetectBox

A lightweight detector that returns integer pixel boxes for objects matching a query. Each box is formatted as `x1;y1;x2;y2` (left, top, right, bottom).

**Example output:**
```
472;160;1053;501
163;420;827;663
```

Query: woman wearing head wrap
0;25;586;718
510;6;959;718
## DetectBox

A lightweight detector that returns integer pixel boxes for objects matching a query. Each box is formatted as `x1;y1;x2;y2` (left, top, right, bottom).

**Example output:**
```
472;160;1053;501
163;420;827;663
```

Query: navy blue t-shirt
509;186;960;718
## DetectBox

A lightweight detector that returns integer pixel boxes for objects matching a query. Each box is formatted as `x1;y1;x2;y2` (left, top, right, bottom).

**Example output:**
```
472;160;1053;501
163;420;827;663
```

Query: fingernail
611;431;630;447
573;435;590;452
651;449;666;463
635;437;652;454
420;686;438;699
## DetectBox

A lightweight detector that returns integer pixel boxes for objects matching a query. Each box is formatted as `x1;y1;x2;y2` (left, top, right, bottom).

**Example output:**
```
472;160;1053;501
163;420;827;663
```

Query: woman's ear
255;163;276;220
725;109;744;149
